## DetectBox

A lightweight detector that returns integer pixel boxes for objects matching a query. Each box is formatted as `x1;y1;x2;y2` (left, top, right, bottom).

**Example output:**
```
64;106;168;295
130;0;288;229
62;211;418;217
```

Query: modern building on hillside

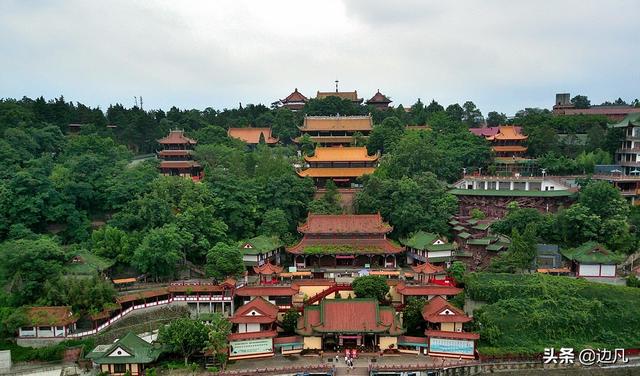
157;130;203;181
287;214;403;271
451;176;575;217
560;242;625;278
297;146;379;187
86;332;163;376
296;298;404;350
610;113;640;175
553;93;640;121
295;115;373;146
278;88;308;111
366;90;392;110
227;128;279;145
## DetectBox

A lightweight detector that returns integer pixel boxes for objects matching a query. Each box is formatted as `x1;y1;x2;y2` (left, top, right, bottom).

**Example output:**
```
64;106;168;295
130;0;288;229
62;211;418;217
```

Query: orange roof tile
301;116;372;132
235;285;300;297
297;299;403;335
304;147;379;162
422;296;471;323
287;237;403;254
253;263;284;275
298;213;392;234
486;126;527;141
230;297;279;324
492;146;528;152
281;88;308;103
159;161;200;169
411;262;445;275
396;281;462;297
227;128;279;144
158;130;196;145
297;167;375;178
26;306;78;326
316;91;362;102
366;90;392;104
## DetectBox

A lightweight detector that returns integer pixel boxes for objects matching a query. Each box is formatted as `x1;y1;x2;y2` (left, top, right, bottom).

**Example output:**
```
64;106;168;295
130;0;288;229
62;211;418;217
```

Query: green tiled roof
609;113;640;128
239;235;283;255
427;256;453;263
449;189;574;197
458;232;472;239
560;242;625;265
452;225;465;231
86;332;163;365
401;231;454;251
467;237;495;246
486;243;505;252
448;219;460;225
472;223;491;231
466;219;479;225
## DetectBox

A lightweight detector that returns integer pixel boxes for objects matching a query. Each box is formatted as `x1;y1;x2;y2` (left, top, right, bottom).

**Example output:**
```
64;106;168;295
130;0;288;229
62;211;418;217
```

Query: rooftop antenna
140;96;143;110
134;96;138;107
335;79;339;93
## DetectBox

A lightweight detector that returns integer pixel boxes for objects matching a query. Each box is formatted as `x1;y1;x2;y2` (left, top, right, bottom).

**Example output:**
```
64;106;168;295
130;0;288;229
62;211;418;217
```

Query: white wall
578;264;600;277
600;264;616;277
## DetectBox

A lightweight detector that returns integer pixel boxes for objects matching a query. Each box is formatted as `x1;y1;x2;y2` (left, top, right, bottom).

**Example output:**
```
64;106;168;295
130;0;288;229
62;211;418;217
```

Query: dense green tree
578;180;629;220
271;108;300;142
402;297;427;336
0;236;68;305
445;103;464;122
352;275;390;302
492;208;549;238
355;173;457;237
206;313;232;367
308;180;342;214
258;208;289;238
39;274;116;313
367;116;405;154
462;101;482;127
488;226;536;273
191;125;229;145
205;242;245;281
571;95;591;109
91;225;133;263
133;224;190;281
554;204;601;246
160;318;209;366
448;261;466;283
486;111;507;126
282;309;301;334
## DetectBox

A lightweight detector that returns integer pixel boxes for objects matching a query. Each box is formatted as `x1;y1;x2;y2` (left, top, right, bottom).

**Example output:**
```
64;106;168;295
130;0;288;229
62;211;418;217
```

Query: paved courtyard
225;352;472;374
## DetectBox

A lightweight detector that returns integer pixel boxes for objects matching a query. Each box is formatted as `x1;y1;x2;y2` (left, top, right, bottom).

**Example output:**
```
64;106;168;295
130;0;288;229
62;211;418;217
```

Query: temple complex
239;235;283;268
451;176;575;217
227;128;279;145
366;90;392;110
296;115;373;146
278;88;308;111
18;306;78;341
296;146;379;187
287;213;403;273
157;130;203;181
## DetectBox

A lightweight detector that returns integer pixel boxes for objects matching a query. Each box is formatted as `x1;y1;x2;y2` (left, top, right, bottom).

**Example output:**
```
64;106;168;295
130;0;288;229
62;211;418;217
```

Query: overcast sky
1;0;639;116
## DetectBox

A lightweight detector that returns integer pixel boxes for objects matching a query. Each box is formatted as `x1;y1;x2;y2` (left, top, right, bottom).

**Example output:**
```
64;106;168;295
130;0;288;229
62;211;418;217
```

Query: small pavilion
253;263;284;284
410;262;446;283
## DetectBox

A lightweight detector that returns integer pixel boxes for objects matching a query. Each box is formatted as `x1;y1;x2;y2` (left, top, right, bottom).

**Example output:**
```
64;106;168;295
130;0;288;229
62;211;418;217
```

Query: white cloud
0;0;638;114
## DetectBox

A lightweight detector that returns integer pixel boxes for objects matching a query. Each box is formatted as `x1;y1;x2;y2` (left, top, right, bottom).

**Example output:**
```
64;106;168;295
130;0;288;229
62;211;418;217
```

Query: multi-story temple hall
287;213;403;274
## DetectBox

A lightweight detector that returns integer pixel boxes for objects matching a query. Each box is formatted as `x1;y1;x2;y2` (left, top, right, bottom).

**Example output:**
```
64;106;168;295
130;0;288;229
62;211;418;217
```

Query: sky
1;0;639;116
